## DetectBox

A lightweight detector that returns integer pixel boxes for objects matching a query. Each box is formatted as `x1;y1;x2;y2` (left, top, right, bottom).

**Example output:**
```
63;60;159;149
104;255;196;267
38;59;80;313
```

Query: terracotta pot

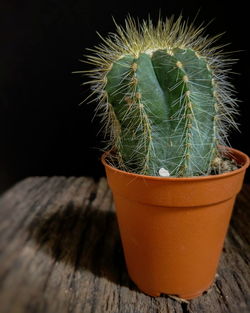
101;147;249;299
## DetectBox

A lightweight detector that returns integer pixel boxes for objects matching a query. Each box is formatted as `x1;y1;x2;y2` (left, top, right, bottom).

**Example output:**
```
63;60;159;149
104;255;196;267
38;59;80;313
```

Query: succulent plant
80;15;238;177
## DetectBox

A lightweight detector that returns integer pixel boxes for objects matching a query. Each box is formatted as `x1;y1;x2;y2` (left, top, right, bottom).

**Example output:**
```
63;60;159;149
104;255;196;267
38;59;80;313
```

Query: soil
210;156;239;175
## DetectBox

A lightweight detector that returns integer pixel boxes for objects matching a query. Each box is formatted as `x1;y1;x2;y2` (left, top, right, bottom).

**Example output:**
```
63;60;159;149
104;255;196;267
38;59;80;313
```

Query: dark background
0;0;249;193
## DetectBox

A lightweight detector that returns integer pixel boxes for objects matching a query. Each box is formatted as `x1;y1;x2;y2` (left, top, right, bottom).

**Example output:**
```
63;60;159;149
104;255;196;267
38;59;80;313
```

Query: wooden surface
0;177;249;313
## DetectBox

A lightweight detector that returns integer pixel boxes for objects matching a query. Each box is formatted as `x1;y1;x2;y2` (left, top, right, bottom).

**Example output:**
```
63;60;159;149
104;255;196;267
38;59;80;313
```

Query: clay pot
101;147;249;299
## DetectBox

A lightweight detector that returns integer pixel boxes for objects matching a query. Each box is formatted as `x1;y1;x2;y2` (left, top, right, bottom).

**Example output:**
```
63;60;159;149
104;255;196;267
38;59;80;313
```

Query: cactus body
82;16;238;177
105;48;217;176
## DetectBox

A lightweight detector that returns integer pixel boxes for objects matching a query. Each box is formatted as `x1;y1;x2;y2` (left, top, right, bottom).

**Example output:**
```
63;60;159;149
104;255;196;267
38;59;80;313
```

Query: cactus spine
82;16;238;177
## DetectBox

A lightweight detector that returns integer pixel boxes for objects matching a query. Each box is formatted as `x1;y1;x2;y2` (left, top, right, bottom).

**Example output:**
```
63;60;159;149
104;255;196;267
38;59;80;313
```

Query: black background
0;0;249;193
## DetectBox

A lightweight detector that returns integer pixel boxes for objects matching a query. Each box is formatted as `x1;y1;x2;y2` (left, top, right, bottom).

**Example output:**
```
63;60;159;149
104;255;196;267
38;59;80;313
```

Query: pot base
137;288;204;300
136;279;214;300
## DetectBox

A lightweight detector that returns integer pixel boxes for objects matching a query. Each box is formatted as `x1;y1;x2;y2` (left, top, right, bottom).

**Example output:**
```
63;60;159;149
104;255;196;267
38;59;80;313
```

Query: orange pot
102;147;249;299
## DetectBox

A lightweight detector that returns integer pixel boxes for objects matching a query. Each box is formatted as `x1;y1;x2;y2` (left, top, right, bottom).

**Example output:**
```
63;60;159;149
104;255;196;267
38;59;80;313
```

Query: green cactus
80;16;238;177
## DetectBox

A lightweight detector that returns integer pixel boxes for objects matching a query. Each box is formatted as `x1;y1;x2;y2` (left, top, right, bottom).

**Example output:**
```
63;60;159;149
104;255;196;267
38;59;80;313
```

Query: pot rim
101;146;249;182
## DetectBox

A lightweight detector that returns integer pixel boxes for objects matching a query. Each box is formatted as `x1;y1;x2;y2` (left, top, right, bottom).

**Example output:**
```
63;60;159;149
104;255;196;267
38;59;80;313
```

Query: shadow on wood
28;200;137;292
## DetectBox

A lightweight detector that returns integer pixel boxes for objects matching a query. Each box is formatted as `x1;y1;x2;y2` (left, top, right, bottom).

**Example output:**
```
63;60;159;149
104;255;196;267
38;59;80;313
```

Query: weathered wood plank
0;177;249;313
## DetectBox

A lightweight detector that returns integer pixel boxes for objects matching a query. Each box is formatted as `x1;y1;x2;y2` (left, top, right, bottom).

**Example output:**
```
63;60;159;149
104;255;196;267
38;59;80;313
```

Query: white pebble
159;168;170;177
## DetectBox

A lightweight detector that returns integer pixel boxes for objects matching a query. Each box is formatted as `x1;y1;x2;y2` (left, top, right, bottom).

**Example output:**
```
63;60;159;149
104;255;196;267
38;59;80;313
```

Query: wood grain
0;177;249;313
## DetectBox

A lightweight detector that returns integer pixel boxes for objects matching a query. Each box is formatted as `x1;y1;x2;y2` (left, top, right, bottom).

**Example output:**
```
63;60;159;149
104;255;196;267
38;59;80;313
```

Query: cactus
81;16;238;177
